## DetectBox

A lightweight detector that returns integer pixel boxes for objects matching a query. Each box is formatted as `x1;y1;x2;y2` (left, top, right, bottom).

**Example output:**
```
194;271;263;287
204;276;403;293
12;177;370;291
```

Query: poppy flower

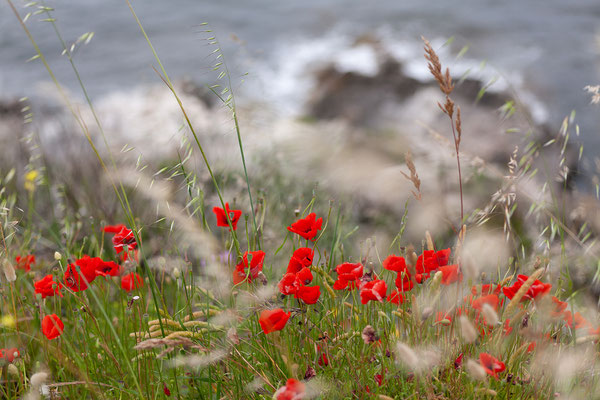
503;319;513;335
382;255;407;272
95;261;121;277
436;311;452;324
454;353;463;369
316;344;329;367
563;311;590;330
232;251;265;285
295;285;321;305
287;248;314;274
0;348;20;363
34;275;63;298
417;248;451;274
121;272;144;291
387;289;406;305
279;273;300;296
550;296;568;318
76;255;121;279
296;267;313;285
287;213;323;241
502;274;551;302
439;264;462;285
479;353;505;379
274;378;305;400
63;263;95;292
213;202;242;230
333;262;363;290
259;309;291;334
15;255;35;271
394;272;414;292
360;279;387;304
103;224;137;254
471;294;499;311
42;314;64;340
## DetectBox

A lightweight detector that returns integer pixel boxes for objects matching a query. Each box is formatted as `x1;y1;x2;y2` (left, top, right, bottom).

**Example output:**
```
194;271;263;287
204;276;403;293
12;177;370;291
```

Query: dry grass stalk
422;36;465;222
400;150;422;201
425;231;434;251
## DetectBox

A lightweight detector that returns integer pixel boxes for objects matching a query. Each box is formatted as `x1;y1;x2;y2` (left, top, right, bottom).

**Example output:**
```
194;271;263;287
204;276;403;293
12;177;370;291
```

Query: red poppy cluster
31;224;144;341
278;247;320;304
256;214;325;335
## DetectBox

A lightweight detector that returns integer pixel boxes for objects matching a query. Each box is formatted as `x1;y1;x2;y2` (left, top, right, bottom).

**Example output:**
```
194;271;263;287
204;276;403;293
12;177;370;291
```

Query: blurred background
1;0;599;133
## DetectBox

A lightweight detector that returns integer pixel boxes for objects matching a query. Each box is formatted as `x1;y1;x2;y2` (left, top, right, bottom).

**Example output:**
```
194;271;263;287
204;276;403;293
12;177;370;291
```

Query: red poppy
287;247;314;274
503;319;513;335
287;213;323;241
76;255;121;279
34;275;63;298
15;255;35;271
42;314;64;340
479;353;505;379
502;274;551;302
279;273;300;296
563;311;590;330
296;267;313;285
317;344;329;367
259;309;291;334
550;296;568;318
360;279;387;304
121;272;144;291
374;374;383;386
63;263;95;292
439;264;462;285
232;251;265;285
274;378;305;400
436;311;452;324
295;285;321;304
471;294;499;311
527;342;536;353
394;271;414;292
382;255;407;272
103;224;137;254
163;382;171;397
417;248;451;273
454;353;463;369
0;348;20;363
333;262;363;290
213;202;242;230
387;289;406;305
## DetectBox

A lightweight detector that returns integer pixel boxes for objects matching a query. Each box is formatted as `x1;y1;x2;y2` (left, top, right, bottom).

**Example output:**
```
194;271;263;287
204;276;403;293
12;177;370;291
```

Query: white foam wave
250;28;548;123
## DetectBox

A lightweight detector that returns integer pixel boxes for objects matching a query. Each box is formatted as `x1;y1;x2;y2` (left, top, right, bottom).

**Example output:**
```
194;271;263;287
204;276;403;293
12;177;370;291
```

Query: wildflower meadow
1;1;600;399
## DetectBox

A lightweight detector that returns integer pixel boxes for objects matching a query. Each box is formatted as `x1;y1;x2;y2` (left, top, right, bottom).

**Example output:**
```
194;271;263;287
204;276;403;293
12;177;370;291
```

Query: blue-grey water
1;1;599;159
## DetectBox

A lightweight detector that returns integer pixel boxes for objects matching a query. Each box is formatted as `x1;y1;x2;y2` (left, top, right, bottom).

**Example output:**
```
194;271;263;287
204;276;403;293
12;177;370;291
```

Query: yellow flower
1;314;16;329
24;170;38;192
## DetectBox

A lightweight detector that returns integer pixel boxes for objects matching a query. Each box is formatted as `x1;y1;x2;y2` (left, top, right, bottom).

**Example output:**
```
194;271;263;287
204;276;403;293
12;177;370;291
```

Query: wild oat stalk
422;36;464;223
